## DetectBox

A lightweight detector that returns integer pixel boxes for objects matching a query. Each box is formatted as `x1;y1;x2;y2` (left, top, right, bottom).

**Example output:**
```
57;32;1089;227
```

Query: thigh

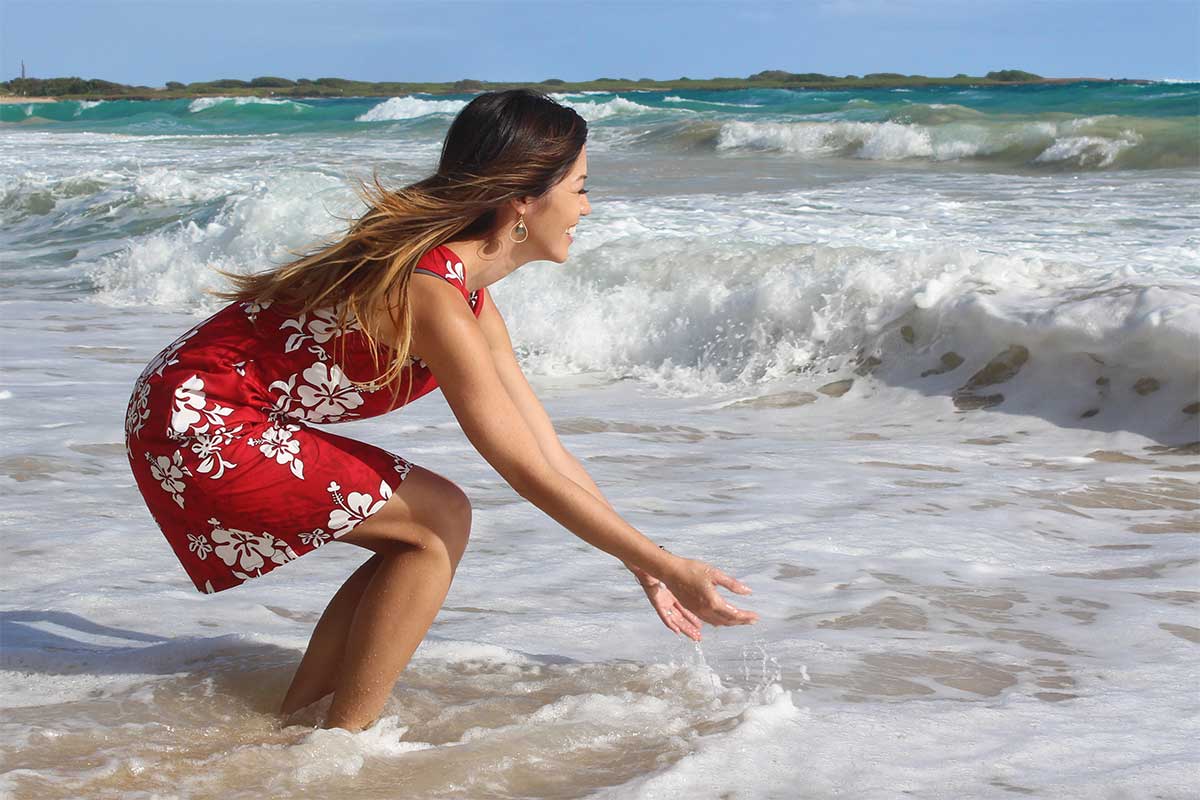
336;465;472;556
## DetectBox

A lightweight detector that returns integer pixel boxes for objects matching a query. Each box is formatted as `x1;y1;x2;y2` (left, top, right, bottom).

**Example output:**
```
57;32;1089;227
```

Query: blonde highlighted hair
217;89;587;394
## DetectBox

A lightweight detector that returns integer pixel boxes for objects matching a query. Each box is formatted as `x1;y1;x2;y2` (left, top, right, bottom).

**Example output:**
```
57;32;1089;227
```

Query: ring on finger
666;610;674;617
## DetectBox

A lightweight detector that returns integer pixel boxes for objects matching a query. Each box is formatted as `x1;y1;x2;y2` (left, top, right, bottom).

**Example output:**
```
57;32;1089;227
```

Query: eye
579;188;589;195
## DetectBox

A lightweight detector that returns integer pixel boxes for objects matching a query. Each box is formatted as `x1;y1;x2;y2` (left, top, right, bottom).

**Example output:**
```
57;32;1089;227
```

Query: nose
581;193;591;216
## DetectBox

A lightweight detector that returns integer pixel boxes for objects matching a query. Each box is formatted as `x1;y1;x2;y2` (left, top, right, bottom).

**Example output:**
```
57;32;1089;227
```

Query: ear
509;196;537;216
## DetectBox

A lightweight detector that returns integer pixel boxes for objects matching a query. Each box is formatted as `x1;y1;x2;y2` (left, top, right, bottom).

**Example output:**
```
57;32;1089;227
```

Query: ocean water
1;85;1198;798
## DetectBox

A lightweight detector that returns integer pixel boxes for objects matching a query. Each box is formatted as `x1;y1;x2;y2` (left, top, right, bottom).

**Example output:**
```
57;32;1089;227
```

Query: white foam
716;118;1152;165
355;96;468;122
73;100;105;117
77;163;1200;420
3;281;1199;796
664;95;762;108
87;171;355;307
1034;130;1142;168
282;718;434;784
187;96;311;113
553;95;666;121
595;686;804;799
415;639;538;665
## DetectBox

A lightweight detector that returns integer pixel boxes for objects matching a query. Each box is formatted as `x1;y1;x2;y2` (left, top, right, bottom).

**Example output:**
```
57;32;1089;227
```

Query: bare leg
303;466;472;731
322;541;456;730
279;553;383;716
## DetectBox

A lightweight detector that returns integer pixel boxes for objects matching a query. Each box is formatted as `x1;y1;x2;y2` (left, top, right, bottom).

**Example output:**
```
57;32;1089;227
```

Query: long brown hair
217;89;587;392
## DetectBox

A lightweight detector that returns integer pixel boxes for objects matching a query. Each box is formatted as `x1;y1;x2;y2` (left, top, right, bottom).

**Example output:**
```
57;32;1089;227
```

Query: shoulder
409;262;478;330
413;245;466;287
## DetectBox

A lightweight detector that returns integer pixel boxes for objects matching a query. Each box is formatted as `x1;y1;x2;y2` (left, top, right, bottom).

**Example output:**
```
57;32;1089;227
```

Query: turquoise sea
3;84;1198;175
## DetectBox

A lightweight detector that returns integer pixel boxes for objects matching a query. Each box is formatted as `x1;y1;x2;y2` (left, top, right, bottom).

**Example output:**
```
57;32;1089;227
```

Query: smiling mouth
566;225;577;238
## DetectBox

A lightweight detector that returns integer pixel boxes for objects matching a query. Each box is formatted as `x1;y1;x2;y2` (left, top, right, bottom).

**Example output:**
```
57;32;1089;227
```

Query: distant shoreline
0;96;58;104
0;72;1161;103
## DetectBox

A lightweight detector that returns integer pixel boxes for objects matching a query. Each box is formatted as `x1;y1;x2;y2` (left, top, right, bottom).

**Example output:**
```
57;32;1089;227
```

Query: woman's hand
659;557;758;629
636;574;706;641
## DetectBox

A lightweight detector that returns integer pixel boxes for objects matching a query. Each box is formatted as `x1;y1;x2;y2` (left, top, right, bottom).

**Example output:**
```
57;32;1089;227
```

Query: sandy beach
0;96;59;104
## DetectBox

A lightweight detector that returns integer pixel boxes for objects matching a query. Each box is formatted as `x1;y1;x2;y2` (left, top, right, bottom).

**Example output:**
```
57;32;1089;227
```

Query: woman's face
520;145;591;264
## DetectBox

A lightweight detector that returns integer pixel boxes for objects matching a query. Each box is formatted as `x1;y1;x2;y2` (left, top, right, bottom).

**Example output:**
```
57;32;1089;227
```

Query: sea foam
188;96;311;113
356;96;468;122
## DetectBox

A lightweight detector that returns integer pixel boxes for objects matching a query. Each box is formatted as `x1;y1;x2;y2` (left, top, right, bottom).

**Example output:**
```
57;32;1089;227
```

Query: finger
672;607;701;637
718;597;759;624
676;602;712;630
711;569;753;596
667;616;699;640
679;606;703;628
709;598;759;626
660;607;688;635
680;595;745;628
722;606;760;625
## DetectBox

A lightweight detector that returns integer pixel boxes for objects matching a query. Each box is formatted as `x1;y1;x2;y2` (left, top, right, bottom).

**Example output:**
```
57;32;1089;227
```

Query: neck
441;241;506;297
444;217;549;292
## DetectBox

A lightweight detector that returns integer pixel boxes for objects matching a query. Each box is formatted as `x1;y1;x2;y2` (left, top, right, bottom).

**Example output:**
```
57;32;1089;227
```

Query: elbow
504;459;560;504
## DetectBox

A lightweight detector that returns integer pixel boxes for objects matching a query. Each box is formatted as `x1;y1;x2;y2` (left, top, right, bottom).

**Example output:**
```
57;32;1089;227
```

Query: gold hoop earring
509;215;529;243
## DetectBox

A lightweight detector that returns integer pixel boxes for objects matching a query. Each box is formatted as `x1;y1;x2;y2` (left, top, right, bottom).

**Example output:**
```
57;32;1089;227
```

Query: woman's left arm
477;295;703;638
475;295;620;516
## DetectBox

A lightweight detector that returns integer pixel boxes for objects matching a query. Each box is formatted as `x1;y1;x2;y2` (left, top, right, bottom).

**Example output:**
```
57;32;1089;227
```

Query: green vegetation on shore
0;69;1149;100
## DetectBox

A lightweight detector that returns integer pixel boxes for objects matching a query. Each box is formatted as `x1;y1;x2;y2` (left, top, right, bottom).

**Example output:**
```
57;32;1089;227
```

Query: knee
438;485;472;563
410;480;471;564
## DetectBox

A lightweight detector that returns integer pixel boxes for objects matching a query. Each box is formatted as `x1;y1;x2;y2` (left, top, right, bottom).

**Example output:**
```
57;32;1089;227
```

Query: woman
124;89;758;732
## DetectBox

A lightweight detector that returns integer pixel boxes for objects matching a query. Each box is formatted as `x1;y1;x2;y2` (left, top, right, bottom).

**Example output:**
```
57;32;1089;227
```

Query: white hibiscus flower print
296;362;364;422
170;375;206;433
241;298;272;323
298;528;331;548
207;519;294;575
326;479;392;537
147;450;191;508
171;375;234;436
279;305;361;355
251;424;305;479
393;457;413;481
209;523;273;572
265;374;298;420
269;537;298;566
188;533;213;560
307;307;359;342
125;380;153;441
188;425;242;480
136;326;199;385
126;325;202;442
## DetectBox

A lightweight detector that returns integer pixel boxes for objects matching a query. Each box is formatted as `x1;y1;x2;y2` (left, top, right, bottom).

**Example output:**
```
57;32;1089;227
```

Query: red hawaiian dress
124;245;483;594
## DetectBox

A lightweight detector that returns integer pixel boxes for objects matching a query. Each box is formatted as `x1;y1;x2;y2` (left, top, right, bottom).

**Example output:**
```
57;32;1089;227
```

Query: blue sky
2;0;1197;85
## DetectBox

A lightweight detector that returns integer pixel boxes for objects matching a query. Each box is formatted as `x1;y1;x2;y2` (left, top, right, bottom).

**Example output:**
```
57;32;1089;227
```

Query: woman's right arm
409;276;758;628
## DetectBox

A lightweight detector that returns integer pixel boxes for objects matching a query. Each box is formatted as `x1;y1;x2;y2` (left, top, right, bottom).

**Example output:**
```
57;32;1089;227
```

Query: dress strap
413;247;483;314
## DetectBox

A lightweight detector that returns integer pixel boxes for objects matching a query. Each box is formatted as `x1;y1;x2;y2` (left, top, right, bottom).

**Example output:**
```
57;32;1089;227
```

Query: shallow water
2;87;1198;798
